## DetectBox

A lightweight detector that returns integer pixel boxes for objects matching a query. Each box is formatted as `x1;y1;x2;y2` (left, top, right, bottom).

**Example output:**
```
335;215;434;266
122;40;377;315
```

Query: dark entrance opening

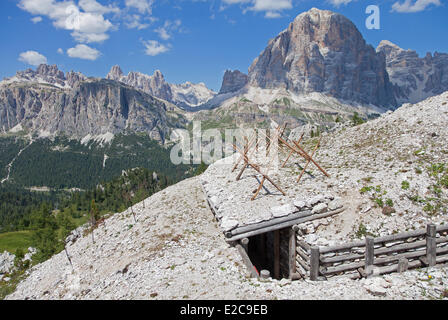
246;228;290;279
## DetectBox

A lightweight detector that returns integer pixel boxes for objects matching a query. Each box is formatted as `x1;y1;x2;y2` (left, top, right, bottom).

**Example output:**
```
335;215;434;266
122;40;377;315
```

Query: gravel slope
6;176;448;300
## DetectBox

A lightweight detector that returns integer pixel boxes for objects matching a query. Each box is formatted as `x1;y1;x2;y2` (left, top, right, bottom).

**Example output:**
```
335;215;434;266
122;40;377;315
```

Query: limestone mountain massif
0;71;186;142
106;65;216;109
377;40;448;104
247;8;396;108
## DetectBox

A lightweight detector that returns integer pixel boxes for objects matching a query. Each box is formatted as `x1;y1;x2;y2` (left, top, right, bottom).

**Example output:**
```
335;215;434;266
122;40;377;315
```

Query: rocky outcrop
106;65;215;108
377;40;448;104
0;251;15;274
66;71;87;88
106;65;123;81
248;8;396;108
219;70;248;94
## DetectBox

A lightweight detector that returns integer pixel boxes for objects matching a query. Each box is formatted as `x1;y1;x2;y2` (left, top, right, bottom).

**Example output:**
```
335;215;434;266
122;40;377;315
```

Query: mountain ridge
377;40;448;104
106;65;216;109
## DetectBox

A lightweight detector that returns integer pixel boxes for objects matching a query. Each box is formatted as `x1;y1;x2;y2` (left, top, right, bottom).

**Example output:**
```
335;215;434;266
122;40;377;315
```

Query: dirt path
1;136;33;184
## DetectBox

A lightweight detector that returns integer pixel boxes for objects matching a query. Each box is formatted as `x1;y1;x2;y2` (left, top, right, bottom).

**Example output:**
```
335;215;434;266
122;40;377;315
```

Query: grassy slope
0;231;33;253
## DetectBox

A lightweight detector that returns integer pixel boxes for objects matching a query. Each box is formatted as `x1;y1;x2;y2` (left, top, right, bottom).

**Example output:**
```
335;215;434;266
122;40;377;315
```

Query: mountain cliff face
219;70;248;94
247;8;396;108
0;69;186;142
377;40;448;104
106;65;215;109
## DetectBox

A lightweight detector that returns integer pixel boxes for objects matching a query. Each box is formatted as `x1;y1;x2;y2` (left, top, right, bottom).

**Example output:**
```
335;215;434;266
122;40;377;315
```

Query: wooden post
260;270;270;280
397;257;408;273
241;238;249;253
426;223;437;267
260;233;266;263
236;244;259;278
365;236;374;277
64;244;74;271
274;230;280;280
310;246;320;281
289;226;298;279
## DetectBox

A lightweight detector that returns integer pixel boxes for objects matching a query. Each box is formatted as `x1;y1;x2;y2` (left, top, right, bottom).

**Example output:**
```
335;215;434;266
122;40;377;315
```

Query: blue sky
0;0;447;91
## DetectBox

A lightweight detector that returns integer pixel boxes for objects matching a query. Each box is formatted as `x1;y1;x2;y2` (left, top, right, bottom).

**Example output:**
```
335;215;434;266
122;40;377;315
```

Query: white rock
278;278;291;286
328;200;343;211
312;203;328;214
0;251;15;274
294;200;308;210
308;195;325;206
271;204;295;217
305;234;318;243
220;218;239;231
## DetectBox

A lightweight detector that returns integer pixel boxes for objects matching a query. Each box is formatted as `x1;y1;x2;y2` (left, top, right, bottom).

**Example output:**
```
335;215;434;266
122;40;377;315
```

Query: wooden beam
232;142;286;196
292;140;330;178
251;176;266;201
319;229;428;254
297;137;321;183
241;237;249;253
227;210;313;238
310;246;320;281
281;133;304;168
365;236;375;277
232;132;257;172
235;244;259;278
226;207;345;242
289;226;297;279
274;230;280;279
426;223;437;267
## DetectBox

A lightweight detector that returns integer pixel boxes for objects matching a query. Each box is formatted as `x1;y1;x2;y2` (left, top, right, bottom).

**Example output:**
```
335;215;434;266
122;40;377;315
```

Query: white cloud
57;48;64;54
78;0;120;15
125;0;153;14
154;20;182;40
265;11;282;18
31;16;42;23
18;50;47;66
142;40;170;56
250;0;292;12
71;31;109;43
222;0;251;3
222;0;292;17
391;0;441;12
125;14;153;30
327;0;355;7
67;44;101;60
18;0;114;43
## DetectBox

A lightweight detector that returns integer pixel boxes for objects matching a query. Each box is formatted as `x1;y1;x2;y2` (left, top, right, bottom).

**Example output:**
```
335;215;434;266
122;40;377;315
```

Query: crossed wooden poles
232;124;329;200
232;126;286;200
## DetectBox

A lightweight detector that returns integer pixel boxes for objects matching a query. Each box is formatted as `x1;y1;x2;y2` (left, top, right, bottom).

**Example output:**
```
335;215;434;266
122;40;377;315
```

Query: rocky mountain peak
377;40;403;50
65;71;87;88
151;70;166;86
219;70;248;94
153;70;164;79
106;65;124;81
248;7;396;108
36;64;65;80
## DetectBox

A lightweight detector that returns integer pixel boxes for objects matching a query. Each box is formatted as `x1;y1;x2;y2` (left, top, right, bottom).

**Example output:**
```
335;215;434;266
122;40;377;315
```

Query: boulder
312;203;328;214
